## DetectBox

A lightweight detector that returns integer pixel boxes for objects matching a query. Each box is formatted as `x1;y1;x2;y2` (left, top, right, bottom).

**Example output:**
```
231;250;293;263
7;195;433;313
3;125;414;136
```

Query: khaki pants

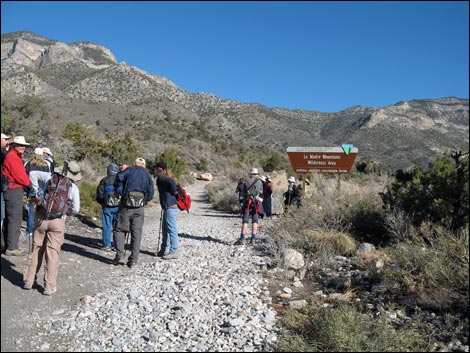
23;213;65;292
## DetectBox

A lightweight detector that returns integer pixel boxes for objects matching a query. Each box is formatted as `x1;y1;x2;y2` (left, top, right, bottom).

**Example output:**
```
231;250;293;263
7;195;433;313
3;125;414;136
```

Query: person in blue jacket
155;161;179;260
112;157;154;268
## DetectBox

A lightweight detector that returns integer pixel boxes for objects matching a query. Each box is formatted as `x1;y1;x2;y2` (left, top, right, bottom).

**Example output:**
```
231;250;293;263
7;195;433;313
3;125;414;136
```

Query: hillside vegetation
207;152;469;352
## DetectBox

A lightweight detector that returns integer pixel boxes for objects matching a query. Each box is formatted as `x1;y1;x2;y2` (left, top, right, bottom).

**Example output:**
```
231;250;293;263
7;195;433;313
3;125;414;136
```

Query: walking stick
157;208;163;255
124;230;130;257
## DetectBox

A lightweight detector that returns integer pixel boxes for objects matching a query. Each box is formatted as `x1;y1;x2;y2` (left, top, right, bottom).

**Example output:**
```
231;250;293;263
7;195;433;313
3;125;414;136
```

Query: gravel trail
1;180;278;352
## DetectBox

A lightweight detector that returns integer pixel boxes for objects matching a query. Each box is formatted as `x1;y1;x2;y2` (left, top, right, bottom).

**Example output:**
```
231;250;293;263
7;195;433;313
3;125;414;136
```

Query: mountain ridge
1;31;468;171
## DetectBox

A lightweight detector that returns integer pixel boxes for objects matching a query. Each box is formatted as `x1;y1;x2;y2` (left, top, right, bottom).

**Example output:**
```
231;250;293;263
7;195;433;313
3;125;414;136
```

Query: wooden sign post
287;146;358;191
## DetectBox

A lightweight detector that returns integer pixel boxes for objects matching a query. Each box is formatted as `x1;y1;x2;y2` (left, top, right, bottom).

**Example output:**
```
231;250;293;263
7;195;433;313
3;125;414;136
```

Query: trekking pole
157;208;163;255
124;230;130;258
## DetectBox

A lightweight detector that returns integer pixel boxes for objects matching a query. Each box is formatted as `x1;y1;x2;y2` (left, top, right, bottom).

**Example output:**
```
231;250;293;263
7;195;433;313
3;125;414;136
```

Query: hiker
112;157;154;268
295;176;311;206
155;161;180;259
284;176;300;210
42;147;57;173
118;163;129;172
1;133;11;234
235;167;263;245
2;136;31;256
235;177;246;215
23;161;82;295
25;148;52;245
95;163;120;251
262;175;274;218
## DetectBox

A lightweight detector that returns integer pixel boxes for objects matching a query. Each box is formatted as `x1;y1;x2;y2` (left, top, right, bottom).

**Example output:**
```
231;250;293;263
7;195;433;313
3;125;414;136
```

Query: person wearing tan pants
23;213;66;294
23;161;81;295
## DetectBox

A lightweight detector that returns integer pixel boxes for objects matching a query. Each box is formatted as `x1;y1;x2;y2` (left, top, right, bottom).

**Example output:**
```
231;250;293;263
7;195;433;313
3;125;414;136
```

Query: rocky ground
1;181;291;352
1;180;468;352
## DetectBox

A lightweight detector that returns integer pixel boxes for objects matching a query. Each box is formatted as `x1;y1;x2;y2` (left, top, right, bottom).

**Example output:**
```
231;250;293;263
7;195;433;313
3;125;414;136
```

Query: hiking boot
162;252;179;260
43;287;57;296
5;249;25;256
101;246;112;252
23;282;33;290
112;256;125;266
248;238;257;245
127;262;136;269
234;239;245;246
155;250;170;257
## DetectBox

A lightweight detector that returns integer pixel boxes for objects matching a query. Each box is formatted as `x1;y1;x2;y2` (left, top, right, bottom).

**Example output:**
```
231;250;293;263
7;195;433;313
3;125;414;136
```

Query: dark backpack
103;175;121;207
176;184;191;213
41;173;72;219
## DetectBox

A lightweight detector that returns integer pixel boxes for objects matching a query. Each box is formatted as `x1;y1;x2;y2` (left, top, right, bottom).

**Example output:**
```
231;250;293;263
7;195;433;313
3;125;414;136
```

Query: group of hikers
1;133;181;295
2;131;310;296
234;169;310;245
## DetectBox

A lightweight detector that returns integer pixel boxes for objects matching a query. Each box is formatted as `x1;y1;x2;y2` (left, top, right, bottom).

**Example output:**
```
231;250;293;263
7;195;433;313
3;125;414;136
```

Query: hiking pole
124;230;130;258
157;208;163;255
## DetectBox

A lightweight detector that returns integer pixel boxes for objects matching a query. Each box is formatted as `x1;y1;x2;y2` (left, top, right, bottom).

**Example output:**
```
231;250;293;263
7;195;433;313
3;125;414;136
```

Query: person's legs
23;220;48;286
101;207;117;247
165;207;178;253
128;208;144;265
113;207;129;263
4;188;25;252
43;218;65;293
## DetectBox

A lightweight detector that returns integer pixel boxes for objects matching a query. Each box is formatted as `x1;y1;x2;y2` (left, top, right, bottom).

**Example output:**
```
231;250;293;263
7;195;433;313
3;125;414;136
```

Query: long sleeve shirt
114;166;154;202
156;175;177;209
2;149;31;189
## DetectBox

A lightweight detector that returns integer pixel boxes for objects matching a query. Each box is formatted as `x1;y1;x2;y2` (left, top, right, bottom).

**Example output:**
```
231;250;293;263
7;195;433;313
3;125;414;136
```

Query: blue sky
1;1;468;112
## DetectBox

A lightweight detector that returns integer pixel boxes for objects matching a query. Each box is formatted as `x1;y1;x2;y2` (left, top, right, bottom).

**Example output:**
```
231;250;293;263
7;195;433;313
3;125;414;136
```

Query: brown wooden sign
287;146;358;174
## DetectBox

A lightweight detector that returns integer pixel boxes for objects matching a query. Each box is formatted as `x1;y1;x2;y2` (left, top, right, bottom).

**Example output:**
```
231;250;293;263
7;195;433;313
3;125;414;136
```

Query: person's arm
96;178;105;204
146;172;154;201
69;183;80;215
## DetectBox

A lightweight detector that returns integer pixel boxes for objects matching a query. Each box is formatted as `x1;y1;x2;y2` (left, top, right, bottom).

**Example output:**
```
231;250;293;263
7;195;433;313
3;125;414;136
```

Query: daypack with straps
244;177;263;214
103;174;120;207
176;184;191;213
41;173;72;219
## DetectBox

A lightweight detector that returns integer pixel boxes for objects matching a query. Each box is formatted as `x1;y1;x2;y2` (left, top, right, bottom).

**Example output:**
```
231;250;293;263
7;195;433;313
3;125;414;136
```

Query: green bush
381;151;469;231
78;181;102;218
261;150;283;172
154;148;188;179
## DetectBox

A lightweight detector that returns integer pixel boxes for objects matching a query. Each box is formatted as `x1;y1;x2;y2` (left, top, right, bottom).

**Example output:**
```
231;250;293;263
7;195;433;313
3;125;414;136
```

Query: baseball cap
107;163;118;173
34;147;43;155
155;162;167;171
134;157;146;165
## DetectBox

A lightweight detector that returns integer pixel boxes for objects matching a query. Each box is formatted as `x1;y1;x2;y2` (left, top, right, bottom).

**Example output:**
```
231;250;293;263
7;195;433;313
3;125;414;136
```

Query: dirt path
0;182;198;352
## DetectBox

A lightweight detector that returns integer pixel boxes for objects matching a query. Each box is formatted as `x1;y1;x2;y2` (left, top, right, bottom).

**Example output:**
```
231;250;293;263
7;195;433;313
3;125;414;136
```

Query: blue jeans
1;193;5;223
26;191;36;235
101;206;118;247
161;207;178;254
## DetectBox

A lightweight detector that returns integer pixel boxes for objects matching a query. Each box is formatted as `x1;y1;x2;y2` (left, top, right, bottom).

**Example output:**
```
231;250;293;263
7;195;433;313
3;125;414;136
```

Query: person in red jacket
2;136;31;256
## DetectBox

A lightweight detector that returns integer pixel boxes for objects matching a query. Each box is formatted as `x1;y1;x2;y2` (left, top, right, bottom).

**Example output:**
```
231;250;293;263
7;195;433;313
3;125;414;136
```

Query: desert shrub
153;148;188;179
381;151;469;231
63;123;140;165
261;150;283;172
383;223;469;313
342;195;388;245
205;177;239;213
277;304;426;352
78;181;101;218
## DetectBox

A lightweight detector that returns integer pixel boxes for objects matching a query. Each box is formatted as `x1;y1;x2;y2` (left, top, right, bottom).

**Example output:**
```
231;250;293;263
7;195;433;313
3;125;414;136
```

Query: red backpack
41;173;72;219
176;184;191;213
